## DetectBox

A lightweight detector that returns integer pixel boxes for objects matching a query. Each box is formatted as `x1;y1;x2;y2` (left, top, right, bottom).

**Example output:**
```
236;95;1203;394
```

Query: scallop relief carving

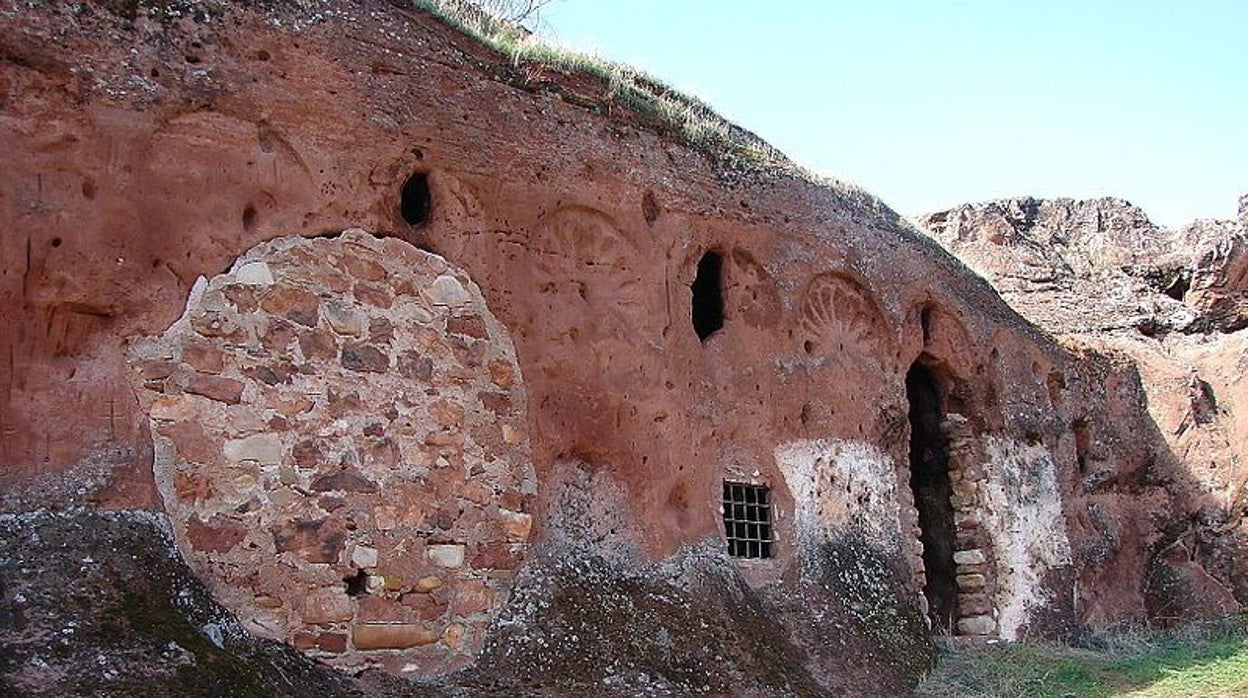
799;273;892;365
530;205;645;338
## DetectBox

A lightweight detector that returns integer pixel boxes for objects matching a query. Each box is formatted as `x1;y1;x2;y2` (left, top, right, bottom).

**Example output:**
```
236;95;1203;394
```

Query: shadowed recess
400;171;431;226
692;250;725;341
907;360;958;633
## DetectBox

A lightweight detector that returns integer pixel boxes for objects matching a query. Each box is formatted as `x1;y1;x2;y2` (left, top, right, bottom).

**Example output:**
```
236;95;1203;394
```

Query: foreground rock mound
0;509;379;697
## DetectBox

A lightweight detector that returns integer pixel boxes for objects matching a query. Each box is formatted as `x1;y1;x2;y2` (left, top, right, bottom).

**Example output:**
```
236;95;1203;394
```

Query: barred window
723;481;773;559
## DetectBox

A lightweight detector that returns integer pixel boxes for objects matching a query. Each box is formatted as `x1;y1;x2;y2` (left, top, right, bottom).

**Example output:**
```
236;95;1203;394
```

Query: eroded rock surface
920;196;1248;335
1;0;1244;692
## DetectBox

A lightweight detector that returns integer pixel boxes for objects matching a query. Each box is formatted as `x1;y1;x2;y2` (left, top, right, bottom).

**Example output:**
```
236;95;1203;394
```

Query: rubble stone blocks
957;615;997;636
132;231;536;675
938;415;1000;637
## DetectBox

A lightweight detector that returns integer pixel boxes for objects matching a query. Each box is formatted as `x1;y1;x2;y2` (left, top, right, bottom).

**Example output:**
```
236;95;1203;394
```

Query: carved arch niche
898;303;1011;639
797;272;894;369
909;301;1001;430
371;146;488;258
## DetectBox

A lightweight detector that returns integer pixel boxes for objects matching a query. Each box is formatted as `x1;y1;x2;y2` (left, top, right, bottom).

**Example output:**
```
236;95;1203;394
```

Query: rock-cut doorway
906;360;958;633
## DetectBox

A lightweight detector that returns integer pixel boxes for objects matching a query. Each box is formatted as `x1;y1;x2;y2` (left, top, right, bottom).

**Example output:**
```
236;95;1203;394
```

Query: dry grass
915;616;1248;697
404;0;886;213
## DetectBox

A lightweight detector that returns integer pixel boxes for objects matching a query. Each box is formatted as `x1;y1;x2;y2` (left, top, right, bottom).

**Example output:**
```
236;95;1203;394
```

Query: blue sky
540;1;1246;226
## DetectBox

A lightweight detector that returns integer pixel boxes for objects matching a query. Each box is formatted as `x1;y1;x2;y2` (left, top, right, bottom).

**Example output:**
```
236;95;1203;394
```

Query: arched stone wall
129;231;535;675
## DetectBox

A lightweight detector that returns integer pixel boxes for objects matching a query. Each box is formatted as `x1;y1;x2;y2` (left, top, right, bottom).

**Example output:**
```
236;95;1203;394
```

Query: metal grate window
723;481;773;559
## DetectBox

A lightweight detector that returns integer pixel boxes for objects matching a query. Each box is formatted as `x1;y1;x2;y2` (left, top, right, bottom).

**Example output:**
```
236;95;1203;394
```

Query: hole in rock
1046;371;1065;406
641;189;660;225
50;237;62;248
1163;271;1191;302
399;171;431;226
920;305;934;344
723;481;772;559
906;360;958;633
241;204;257;231
692;250;725;341
344;569;369;597
1073;419;1091;475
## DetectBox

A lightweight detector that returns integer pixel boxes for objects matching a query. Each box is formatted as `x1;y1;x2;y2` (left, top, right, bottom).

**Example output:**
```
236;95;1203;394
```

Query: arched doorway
906;360;958;632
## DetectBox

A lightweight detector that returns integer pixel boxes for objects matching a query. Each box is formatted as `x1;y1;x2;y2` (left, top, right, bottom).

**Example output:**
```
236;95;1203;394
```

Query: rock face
920;197;1248;335
132;231;534;673
920;196;1248;627
1;0;1244;691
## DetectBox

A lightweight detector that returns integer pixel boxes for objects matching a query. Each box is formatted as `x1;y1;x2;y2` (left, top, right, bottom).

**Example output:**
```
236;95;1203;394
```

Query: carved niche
798;272;893;367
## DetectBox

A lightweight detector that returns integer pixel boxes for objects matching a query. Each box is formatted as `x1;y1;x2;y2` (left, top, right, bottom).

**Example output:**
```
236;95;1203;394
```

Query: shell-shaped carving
535;205;636;272
530;206;645;337
799;273;892;361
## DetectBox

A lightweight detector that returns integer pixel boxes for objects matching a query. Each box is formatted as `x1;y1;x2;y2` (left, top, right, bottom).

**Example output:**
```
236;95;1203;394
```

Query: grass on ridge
403;0;888;213
408;0;779;161
915;615;1248;697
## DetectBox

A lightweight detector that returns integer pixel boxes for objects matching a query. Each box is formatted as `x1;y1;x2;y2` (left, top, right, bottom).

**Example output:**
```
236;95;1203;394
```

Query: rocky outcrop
2;0;1244;692
0;509;385;697
920;197;1248;335
920;196;1248;628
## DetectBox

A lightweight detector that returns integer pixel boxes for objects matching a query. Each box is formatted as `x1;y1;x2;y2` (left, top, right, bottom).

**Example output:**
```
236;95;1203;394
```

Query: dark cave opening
920;305;934;345
344;569;369;597
1163;270;1191;302
1073;419;1092;475
906;360;958;633
692;250;725;341
400;171;431;226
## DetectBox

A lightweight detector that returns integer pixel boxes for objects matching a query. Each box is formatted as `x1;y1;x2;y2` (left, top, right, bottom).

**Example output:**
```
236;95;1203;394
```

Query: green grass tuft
916;616;1248;697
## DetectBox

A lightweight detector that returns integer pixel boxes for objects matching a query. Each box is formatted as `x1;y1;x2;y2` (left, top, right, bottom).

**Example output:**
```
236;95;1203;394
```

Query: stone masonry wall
129;231;535;676
942;414;999;639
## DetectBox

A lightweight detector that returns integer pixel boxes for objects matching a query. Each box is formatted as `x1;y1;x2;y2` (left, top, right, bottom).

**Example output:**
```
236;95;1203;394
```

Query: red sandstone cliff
921;196;1248;626
1;0;1243;693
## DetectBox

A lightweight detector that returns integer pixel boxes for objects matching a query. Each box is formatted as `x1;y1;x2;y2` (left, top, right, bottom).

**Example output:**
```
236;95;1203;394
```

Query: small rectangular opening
723;481;773;559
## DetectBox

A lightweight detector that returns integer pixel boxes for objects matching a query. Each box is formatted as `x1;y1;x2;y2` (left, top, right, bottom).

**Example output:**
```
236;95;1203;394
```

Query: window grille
723;481;773;559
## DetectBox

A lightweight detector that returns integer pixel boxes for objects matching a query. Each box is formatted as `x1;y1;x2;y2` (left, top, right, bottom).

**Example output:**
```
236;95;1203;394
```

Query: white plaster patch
980;437;1073;640
775;439;903;566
